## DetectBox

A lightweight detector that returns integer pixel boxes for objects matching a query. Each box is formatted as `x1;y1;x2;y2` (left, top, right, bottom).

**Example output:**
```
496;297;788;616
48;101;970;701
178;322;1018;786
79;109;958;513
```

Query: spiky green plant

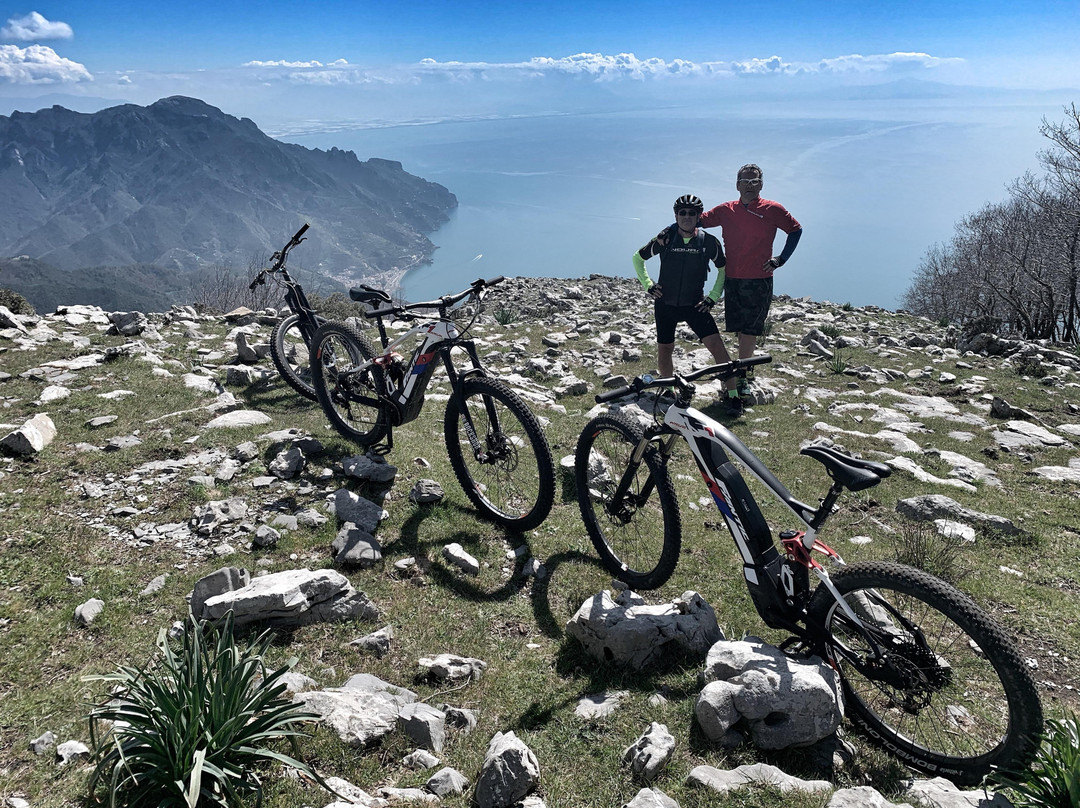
992;713;1080;807
827;349;848;375
85;613;332;808
841;301;854;311
494;306;520;325
820;324;841;339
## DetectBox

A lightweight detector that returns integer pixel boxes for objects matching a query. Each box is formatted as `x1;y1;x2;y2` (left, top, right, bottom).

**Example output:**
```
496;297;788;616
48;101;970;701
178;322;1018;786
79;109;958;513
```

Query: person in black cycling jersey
633;194;733;398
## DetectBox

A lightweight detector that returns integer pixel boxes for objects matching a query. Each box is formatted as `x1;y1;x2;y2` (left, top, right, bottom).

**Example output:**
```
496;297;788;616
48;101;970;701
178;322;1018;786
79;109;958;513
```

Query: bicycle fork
606;433;676;520
444;345;496;462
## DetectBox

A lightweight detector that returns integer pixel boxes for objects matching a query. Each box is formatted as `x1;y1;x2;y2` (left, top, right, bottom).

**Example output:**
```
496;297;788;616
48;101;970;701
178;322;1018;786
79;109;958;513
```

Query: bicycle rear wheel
310;320;390;446
270;313;326;400
574;411;681;590
807;561;1042;786
444;377;555;531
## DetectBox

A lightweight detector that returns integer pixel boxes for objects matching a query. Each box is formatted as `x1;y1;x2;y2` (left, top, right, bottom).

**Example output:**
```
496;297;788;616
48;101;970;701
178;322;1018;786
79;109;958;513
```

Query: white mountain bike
309;276;555;532
574;356;1042;785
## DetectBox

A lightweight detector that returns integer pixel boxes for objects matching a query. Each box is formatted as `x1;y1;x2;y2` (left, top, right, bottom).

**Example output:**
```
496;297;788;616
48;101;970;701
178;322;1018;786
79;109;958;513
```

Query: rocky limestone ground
1;275;1079;807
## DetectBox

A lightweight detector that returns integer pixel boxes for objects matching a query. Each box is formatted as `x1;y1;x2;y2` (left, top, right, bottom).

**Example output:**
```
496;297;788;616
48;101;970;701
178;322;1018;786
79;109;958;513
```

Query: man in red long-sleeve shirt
700;164;802;408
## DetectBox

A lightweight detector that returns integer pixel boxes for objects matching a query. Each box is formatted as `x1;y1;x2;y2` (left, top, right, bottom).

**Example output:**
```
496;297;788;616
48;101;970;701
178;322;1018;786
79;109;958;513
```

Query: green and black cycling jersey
633;224;725;306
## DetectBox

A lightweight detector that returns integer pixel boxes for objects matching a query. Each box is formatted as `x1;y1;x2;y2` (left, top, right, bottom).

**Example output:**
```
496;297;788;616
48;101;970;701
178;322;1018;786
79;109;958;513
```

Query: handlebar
363;275;506;320
249;223;310;290
595;355;772;403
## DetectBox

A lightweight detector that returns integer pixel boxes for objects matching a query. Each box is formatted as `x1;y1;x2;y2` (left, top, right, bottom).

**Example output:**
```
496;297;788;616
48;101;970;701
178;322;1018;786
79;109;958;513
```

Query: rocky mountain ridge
0;96;456;308
1;277;1078;807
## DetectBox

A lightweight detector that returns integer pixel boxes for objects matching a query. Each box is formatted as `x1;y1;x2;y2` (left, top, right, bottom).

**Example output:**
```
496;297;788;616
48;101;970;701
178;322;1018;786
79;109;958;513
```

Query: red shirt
699;198;801;280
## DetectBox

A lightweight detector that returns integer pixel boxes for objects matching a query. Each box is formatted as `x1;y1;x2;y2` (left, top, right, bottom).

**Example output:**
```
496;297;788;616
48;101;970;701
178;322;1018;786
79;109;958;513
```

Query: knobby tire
444;377;555;532
807;561;1042;785
574;411;681;590
270;313;326;401
310;320;390;446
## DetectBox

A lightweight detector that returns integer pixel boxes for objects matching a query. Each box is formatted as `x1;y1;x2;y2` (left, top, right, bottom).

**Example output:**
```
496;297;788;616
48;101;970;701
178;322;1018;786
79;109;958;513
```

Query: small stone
29;730;57;755
402;749;441;770
75;598;104;626
442;542;480;575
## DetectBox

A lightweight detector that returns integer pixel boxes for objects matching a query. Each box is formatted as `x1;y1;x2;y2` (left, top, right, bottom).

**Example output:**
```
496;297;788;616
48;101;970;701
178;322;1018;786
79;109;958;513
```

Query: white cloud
235;50;965;89
816;52;964;72
0;44;92;84
1;11;74;41
243;58;349;68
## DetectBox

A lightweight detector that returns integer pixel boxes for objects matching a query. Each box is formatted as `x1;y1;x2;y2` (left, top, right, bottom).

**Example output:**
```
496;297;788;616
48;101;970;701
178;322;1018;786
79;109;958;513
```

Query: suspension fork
609;431;676;509
444;344;491;459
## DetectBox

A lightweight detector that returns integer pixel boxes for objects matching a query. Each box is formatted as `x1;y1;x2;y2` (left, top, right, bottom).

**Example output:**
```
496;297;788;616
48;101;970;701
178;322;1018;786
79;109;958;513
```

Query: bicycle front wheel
270;313;326;400
310;320;390;446
444;377;555;531
807;561;1042;786
574;411;681;590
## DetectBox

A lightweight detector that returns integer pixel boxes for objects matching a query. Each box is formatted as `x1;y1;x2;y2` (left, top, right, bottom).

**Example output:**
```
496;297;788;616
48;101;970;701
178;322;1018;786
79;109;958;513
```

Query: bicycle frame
363;316;486;428
626;393;882;646
345;279;504;459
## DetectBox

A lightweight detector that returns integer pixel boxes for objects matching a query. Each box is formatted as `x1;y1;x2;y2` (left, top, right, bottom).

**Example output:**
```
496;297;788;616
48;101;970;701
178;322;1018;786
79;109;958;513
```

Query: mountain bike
309;276;556;532
249;223;326;400
574;356;1042;785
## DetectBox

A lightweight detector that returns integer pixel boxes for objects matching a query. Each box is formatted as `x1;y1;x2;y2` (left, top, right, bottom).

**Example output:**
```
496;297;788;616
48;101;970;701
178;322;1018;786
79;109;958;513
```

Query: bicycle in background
249;223;325;400
574;356;1042;785
309;276;556;532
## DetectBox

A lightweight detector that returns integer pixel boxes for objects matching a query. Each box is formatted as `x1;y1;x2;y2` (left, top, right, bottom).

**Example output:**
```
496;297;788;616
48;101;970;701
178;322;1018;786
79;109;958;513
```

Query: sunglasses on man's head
677;209;699;217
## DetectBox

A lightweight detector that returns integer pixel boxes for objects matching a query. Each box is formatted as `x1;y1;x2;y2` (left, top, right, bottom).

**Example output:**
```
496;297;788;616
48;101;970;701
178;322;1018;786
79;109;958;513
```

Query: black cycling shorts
724;277;773;336
654;302;720;344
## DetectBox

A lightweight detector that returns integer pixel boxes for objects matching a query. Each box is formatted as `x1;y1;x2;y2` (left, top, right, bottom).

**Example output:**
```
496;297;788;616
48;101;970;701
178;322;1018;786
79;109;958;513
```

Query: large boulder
695;639;843;749
566;590;723;669
196;568;379;627
474;731;541;808
294;674;416;749
1;413;57;455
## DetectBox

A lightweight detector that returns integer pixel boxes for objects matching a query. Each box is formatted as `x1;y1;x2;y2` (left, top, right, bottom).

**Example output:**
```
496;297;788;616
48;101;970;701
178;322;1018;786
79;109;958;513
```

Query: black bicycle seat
350;286;391;304
800;446;890;491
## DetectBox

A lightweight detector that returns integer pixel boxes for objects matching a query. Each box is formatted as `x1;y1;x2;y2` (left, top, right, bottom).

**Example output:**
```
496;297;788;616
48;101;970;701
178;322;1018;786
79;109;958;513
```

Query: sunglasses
676;209;699;217
738;177;763;185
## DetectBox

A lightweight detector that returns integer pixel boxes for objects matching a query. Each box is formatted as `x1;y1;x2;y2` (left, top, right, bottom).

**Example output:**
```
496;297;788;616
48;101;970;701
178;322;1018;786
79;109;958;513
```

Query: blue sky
2;1;1079;105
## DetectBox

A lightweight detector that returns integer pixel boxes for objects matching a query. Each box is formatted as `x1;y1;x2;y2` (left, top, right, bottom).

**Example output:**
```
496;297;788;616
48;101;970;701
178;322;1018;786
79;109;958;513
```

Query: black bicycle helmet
673;194;703;213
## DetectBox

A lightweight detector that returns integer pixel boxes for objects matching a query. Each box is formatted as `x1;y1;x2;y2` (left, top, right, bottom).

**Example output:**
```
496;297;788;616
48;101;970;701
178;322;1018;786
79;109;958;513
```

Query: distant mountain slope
0;96;457;282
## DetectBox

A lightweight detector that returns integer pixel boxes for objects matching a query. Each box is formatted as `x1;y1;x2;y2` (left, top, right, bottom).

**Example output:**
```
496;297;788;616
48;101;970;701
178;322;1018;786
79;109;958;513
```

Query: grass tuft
85;613;330;807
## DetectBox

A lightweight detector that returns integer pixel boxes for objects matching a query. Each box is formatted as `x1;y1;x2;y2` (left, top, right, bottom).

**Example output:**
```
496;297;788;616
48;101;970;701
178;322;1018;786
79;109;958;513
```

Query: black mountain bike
249;223;325;400
309;276;556;532
574;356;1042;785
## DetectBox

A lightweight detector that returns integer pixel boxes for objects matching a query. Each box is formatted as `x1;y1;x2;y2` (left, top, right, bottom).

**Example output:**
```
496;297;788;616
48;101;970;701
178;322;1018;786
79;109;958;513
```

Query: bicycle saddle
800;446;891;491
350;285;391;304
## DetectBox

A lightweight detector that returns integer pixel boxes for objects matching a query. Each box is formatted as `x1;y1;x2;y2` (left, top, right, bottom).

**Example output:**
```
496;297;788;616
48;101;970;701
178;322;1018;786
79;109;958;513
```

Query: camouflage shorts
724;277;773;336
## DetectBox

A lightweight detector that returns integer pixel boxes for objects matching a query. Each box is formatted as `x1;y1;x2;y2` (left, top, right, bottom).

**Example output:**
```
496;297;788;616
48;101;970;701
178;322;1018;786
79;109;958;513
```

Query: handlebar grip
739;355;772;369
596;386;633;403
292;223;309;241
483;275;505;287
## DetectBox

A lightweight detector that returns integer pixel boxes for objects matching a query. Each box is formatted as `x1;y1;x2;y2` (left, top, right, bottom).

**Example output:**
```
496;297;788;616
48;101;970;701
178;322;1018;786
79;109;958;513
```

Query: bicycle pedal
778;636;813;658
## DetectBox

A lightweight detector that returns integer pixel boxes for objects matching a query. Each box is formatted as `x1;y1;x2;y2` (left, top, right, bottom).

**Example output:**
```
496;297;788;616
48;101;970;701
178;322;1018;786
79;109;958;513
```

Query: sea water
281;98;1055;309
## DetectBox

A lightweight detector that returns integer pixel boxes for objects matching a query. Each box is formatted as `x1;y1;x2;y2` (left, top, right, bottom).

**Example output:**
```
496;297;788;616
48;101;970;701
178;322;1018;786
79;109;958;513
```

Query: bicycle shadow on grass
238;381;324;411
382;504;609;641
510;637;706;735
